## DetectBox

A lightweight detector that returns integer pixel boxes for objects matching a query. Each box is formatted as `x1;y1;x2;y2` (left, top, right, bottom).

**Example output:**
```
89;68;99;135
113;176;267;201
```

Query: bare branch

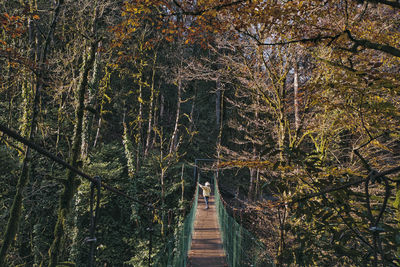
169;0;247;16
345;30;400;58
247;33;343;47
355;0;400;9
291;164;400;203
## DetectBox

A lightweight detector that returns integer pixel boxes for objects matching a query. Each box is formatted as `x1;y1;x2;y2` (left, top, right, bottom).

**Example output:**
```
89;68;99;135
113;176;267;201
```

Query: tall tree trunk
0;1;64;265
248;94;259;201
81;42;102;160
188;87;196;134
152;89;161;147
93;64;112;148
135;31;147;170
216;88;224;157
248;168;255;201
92;117;102;148
216;81;221;130
180;163;185;204
277;205;287;266
293;57;300;132
277;79;288;162
145;52;157;156
123;110;135;179
70;41;103;265
135;65;144;171
255;168;260;201
160;93;165;123
278;115;285;161
48;41;97;267
19;80;33;146
160;145;166;236
169;73;182;155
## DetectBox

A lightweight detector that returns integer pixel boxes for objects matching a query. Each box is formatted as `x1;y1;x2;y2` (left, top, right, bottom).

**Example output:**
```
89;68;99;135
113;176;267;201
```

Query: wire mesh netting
152;184;199;267
214;175;275;267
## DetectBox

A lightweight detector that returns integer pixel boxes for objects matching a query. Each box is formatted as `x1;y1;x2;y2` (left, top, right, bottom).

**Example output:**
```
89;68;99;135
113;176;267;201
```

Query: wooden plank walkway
187;195;228;267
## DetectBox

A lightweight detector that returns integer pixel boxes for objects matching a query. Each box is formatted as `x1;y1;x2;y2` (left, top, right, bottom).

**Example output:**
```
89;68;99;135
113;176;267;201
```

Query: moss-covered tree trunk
0;2;64;265
145;52;157;156
69;42;102;265
81;42;102;160
160;163;166;236
0;145;32;267
136;72;143;171
134;31;148;171
216;87;224;163
48;41;97;267
293;57;300;132
123;110;136;179
169;73;182;155
92;65;111;149
248;94;259;202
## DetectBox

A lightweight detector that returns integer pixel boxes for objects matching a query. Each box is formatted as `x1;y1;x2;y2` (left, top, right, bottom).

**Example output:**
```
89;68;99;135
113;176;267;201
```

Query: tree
0;1;64;265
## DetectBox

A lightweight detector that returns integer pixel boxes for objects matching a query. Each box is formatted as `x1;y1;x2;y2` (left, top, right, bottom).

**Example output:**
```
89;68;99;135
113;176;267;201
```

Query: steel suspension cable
0;122;205;266
0;122;159;210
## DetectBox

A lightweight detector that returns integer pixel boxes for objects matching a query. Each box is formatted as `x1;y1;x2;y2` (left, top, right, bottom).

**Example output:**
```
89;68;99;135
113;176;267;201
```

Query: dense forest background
0;0;399;266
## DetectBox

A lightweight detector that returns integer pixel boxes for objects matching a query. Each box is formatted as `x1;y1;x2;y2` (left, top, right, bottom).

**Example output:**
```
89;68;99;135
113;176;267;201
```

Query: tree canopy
0;0;399;266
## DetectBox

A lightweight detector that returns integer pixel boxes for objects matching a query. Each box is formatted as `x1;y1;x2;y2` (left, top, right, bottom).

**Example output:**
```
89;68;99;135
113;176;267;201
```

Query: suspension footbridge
0;124;274;267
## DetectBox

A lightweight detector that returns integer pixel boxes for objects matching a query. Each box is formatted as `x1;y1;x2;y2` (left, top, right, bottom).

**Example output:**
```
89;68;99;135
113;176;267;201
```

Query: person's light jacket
199;184;211;197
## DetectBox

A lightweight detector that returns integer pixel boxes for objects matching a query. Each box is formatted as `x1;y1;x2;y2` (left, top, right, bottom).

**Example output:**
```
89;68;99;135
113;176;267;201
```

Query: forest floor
187;195;228;267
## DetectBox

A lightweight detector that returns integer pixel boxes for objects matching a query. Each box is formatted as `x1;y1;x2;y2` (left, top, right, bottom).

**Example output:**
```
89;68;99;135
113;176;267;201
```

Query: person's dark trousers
205;196;209;209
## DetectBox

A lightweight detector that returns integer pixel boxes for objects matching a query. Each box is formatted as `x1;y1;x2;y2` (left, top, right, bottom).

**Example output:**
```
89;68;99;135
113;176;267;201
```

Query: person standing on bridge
199;182;211;209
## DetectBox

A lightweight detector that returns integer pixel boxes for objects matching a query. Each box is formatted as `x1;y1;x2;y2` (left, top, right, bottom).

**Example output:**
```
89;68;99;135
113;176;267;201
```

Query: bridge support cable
214;175;275;267
193;158;218;186
0;123;207;265
0;122;159;209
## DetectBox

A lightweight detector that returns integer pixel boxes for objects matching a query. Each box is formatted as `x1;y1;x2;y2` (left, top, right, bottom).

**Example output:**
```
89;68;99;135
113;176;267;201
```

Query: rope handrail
214;175;275;267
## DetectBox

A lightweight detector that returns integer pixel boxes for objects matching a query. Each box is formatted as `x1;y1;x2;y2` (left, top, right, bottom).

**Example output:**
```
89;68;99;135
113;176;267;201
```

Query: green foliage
2;0;399;266
67;142;133;266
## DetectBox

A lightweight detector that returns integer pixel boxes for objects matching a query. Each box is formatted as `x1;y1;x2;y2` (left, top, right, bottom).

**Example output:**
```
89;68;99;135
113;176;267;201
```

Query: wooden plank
187;196;228;267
